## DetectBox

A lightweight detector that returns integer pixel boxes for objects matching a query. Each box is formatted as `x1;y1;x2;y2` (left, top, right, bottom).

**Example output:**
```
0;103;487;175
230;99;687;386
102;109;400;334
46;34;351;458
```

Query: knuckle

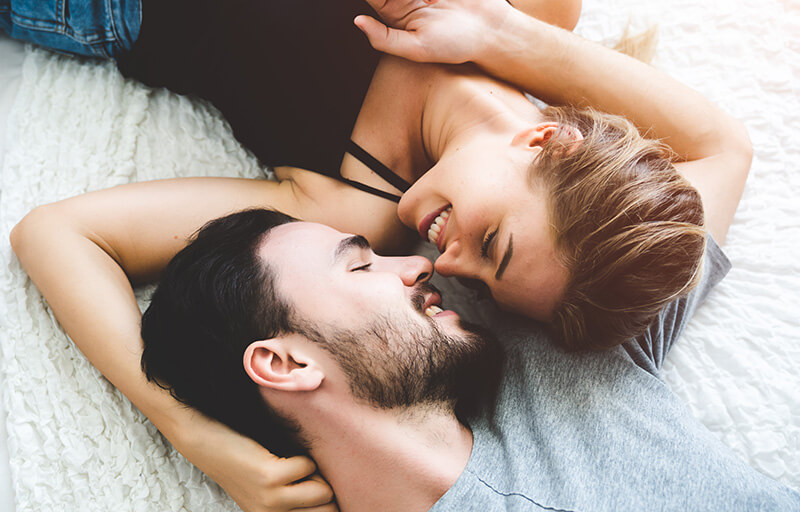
261;469;281;488
261;492;282;509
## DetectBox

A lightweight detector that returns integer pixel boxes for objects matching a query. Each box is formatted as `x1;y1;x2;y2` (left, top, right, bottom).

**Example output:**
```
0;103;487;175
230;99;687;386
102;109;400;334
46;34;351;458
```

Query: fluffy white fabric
0;53;259;512
0;0;797;509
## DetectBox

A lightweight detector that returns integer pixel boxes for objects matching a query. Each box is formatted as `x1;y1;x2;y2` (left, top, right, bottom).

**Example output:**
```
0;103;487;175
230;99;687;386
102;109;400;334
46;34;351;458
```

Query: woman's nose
375;255;433;286
433;240;475;279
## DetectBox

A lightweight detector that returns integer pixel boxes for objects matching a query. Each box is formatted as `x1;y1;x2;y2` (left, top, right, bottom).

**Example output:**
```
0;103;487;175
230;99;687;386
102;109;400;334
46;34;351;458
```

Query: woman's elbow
728;118;753;185
10;204;64;262
736;121;754;171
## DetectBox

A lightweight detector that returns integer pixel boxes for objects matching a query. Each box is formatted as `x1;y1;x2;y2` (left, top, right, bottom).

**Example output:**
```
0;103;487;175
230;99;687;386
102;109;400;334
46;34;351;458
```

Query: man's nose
375;255;433;286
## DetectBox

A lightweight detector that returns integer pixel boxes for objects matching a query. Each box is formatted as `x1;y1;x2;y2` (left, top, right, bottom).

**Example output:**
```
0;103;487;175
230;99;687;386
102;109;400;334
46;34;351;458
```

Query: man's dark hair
140;208;305;456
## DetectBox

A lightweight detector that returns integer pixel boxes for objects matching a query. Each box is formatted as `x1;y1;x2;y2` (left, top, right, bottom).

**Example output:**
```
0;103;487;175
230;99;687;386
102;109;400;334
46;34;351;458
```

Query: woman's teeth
427;207;451;245
425;305;444;317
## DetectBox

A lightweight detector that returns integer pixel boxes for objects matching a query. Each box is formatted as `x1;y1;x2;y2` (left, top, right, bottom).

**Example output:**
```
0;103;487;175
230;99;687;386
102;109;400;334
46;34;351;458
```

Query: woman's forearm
10;205;194;442
480;12;748;161
477;11;752;243
8;176;315;439
9;177;340;510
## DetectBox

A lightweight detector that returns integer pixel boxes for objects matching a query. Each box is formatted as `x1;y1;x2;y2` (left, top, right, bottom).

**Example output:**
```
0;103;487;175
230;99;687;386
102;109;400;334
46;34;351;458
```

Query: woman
4;0;736;350
9;0;751;510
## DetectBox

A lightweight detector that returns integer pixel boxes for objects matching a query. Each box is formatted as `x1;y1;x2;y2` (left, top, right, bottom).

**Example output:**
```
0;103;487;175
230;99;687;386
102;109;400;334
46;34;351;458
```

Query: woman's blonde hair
614;24;659;63
533;105;706;350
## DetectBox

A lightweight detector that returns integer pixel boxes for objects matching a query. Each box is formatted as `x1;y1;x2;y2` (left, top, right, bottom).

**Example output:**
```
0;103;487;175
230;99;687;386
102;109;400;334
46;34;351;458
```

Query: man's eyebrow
494;234;514;281
333;235;371;264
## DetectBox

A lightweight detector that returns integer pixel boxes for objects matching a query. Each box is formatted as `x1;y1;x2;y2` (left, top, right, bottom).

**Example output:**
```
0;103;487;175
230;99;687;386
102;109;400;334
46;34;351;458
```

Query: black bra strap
347;140;412;192
338;177;402;203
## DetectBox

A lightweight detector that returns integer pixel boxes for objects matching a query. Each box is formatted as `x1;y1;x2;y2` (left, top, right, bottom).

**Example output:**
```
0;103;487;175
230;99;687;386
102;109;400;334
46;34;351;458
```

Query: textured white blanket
0;0;798;509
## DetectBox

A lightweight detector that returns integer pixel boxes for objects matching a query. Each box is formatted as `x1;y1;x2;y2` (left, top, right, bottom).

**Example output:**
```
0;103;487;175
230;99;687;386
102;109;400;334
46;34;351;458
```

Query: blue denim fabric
0;0;140;58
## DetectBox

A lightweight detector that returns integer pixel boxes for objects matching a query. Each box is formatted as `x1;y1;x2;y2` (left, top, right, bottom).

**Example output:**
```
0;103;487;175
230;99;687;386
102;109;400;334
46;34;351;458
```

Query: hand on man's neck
302;401;473;512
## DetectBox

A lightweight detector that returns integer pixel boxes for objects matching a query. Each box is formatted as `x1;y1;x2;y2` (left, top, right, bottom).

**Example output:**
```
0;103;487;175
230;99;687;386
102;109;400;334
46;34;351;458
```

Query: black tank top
117;0;410;202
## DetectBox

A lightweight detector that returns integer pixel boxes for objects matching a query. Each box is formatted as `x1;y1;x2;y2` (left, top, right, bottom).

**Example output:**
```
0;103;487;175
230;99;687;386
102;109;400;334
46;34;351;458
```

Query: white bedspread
0;32;26;512
0;0;797;509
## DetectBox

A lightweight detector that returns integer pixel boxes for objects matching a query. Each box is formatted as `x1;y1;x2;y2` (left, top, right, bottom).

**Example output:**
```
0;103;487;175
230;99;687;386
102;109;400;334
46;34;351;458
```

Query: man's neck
303;402;473;512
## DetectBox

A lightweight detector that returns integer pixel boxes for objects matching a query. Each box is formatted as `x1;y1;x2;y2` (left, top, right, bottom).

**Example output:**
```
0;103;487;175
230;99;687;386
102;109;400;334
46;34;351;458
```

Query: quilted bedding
0;0;797;509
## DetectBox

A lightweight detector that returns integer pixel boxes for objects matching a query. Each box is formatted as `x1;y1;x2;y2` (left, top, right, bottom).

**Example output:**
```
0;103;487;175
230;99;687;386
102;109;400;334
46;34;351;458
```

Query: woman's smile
418;204;452;251
427;206;452;251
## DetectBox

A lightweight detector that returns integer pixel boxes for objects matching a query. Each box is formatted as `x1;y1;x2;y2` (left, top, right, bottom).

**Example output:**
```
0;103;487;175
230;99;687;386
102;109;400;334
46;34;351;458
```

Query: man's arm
10;177;341;512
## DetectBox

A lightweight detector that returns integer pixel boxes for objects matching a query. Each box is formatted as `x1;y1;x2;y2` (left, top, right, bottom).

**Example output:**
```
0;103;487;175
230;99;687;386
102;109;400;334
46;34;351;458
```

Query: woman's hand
355;0;580;64
355;0;514;64
180;415;336;512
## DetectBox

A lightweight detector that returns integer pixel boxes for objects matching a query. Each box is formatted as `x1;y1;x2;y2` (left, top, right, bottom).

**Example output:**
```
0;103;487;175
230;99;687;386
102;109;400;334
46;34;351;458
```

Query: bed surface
0;31;25;512
0;0;798;510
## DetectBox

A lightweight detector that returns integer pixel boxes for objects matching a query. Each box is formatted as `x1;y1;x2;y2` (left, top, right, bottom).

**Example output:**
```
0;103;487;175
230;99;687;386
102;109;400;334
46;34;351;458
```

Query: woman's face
397;132;570;320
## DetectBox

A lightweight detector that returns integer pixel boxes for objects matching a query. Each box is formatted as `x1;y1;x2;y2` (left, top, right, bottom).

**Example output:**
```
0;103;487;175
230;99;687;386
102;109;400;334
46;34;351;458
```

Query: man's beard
299;285;505;419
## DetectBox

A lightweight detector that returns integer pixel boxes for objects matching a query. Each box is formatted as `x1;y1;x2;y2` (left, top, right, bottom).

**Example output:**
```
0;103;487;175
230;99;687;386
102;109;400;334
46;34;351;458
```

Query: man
140;208;799;512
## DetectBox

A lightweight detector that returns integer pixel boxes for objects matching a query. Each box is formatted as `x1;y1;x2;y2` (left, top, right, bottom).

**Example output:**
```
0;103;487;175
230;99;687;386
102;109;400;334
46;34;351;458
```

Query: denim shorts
0;0;141;59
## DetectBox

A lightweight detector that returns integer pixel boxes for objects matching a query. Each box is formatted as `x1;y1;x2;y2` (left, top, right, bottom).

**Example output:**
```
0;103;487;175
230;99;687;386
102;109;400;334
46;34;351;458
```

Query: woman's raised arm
479;11;751;244
9;177;342;512
356;0;751;244
355;0;580;64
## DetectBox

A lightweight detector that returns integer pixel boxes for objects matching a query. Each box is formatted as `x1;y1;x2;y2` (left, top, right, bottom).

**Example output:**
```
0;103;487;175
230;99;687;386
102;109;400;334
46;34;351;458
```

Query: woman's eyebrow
333;235;371;264
494;234;514;281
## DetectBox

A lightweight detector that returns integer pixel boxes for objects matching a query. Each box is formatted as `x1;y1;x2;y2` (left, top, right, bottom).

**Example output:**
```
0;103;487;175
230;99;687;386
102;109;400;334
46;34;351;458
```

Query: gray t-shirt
430;238;800;511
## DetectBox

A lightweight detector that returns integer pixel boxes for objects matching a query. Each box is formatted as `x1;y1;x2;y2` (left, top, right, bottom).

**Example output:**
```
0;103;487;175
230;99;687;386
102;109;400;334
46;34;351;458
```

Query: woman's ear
243;337;324;392
512;122;583;149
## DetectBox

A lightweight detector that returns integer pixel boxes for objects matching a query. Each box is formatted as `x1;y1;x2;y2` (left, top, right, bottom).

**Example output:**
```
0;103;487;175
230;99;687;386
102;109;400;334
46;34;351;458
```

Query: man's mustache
410;282;442;312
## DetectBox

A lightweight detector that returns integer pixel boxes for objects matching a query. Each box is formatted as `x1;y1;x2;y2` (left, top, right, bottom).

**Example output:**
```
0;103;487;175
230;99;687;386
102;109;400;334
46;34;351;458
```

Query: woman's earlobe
243;338;324;392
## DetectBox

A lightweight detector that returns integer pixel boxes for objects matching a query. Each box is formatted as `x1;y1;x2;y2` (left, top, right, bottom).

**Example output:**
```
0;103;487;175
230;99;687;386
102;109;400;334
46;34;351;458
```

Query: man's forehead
257;222;346;265
272;221;341;241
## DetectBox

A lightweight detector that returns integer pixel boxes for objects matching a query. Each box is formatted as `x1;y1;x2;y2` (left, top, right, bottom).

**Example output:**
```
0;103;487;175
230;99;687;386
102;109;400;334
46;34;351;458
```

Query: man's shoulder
495;319;641;383
497;234;733;377
624;234;733;373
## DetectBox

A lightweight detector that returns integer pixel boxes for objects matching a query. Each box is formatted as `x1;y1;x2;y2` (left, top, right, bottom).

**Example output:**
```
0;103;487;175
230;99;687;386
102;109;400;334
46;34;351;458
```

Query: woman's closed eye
480;229;498;260
351;263;372;272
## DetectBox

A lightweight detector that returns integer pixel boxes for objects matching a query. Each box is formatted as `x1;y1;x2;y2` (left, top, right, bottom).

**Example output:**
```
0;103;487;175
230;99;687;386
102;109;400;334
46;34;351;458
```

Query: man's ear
243;337;324;392
511;122;583;150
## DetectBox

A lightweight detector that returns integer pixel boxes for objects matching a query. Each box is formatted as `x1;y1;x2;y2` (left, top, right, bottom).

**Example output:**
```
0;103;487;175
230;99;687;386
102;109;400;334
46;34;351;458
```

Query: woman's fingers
354;15;427;62
280;475;336;508
271;455;319;485
362;0;440;27
355;2;506;65
293;505;338;512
